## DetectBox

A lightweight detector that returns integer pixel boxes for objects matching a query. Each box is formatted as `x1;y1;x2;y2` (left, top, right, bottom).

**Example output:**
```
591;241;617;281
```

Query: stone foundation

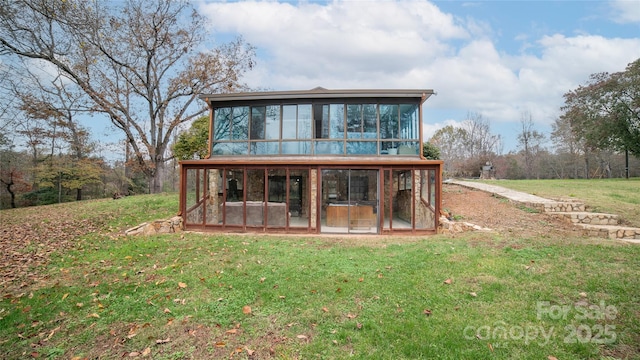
438;216;491;234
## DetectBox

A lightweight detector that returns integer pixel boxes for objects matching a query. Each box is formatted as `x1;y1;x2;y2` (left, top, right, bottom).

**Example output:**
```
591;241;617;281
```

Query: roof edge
199;88;435;103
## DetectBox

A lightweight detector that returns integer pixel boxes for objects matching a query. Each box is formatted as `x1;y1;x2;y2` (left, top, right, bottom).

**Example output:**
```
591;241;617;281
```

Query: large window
212;100;420;156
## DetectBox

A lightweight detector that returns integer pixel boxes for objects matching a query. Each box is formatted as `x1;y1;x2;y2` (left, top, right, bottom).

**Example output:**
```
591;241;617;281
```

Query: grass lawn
1;190;639;359
477;178;640;228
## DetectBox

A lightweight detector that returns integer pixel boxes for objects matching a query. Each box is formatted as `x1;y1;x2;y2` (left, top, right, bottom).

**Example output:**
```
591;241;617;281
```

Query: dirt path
442;183;577;238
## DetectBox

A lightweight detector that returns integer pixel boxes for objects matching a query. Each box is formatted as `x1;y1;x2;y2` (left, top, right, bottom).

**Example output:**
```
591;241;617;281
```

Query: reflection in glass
214;107;231;141
231;107;249;140
346;141;376;155
282;105;296;140
315;141;343;155
346;104;362;138
329;104;344;139
250;142;279;155
250;106;266;140
298;105;312;139
282;141;311;155
265;105;280;140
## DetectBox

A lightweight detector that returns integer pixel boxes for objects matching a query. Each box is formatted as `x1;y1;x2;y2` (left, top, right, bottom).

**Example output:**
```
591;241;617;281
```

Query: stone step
541;202;586;213
576;224;640;240
550;212;620;226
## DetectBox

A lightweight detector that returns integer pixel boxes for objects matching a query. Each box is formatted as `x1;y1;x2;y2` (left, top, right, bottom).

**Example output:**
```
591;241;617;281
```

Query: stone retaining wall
578;225;640;240
551;212;619;226
125;216;183;236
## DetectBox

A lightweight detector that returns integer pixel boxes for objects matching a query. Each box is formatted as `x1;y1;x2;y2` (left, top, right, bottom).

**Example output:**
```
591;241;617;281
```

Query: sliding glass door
320;169;378;234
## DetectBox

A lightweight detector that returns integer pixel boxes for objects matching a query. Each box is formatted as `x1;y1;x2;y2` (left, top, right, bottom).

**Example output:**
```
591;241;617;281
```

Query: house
179;88;442;235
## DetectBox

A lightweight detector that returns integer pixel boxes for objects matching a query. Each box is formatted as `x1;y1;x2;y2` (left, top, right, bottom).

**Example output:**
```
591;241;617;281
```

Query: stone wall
414;171;435;229
310;169;317;229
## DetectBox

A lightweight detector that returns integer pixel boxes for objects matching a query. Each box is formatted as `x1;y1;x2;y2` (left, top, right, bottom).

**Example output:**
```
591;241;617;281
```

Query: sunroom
179;88;442;235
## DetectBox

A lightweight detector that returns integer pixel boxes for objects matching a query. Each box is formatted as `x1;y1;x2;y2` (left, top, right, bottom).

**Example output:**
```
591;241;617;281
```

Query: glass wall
182;164;438;234
211;100;420;156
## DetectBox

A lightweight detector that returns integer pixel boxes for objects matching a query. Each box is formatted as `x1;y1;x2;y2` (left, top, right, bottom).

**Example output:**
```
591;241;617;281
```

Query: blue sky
197;0;640;153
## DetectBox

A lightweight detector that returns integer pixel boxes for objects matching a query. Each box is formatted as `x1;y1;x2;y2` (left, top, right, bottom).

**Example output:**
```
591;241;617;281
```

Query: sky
195;0;640;153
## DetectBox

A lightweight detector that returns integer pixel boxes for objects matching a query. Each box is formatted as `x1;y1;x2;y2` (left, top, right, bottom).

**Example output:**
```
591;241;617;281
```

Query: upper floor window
212;101;420;156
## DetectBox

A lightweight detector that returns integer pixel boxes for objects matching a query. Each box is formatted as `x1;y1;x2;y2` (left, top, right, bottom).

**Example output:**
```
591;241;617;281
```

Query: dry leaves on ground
1;204;107;294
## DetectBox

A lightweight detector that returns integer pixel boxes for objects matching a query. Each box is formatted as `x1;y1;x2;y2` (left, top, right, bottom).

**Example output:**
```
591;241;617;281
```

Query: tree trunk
584;156;590;179
152;159;165;193
2;179;16;208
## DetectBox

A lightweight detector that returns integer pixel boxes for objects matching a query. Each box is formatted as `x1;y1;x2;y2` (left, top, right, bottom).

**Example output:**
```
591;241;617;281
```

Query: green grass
478;178;640;227
1;191;639;359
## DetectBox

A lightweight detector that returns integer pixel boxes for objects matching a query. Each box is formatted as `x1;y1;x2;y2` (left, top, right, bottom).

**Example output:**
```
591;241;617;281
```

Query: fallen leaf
443;278;452;284
214;341;226;348
322;307;329;312
61;293;69;301
488;343;494;352
332;340;338;345
548;357;558;360
141;347;151;357
346;313;357;319
163;308;172;314
579;292;587;298
242;305;252;315
358;278;364;282
279;296;286;299
423;309;432;316
45;326;59;340
87;313;100;318
356;322;363;329
30;352;39;358
128;352;139;357
245;347;255;356
226;329;237;334
469;292;477;297
260;277;266;283
178;282;187;289
156;337;170;344
377;273;384;278
296;335;308;340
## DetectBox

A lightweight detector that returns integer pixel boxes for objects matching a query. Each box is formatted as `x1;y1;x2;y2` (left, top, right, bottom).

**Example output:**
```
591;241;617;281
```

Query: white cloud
609;0;640;23
200;0;468;89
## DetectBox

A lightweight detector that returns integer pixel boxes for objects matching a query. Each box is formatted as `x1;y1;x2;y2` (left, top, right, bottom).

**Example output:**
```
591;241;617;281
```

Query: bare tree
15;65;103;200
517;111;546;179
460;112;502;176
429;125;468;177
0;0;255;193
429;113;501;177
551;113;587;178
460;112;502;160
